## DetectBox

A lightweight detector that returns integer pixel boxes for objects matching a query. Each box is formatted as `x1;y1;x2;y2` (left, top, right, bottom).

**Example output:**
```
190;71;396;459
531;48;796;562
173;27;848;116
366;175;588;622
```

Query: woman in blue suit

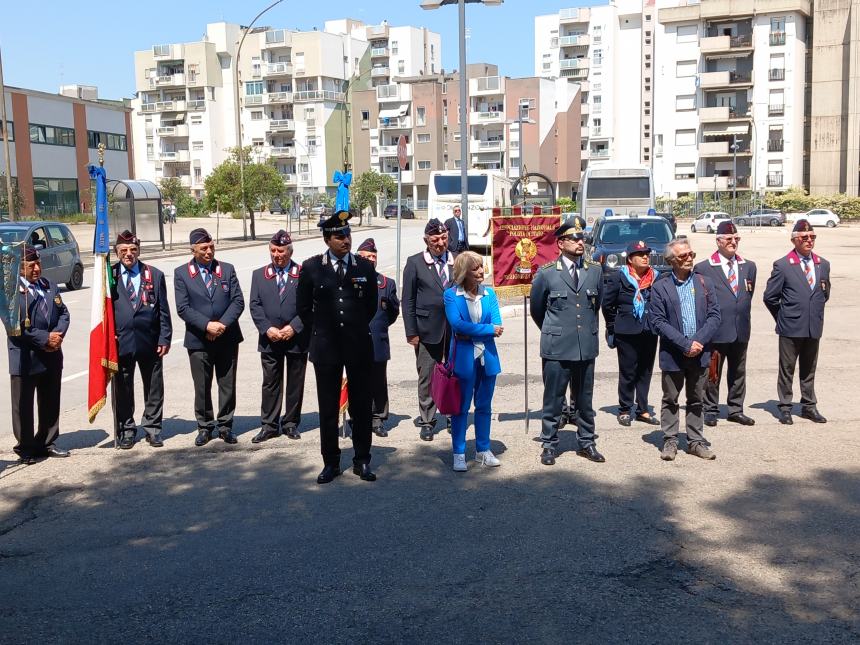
443;251;504;472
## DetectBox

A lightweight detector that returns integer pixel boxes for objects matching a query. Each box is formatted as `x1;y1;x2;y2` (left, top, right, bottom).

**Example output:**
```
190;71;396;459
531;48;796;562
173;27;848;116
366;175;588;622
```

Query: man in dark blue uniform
111;230;173;449
530;216;605;466
694;221;756;427
763;219;831;425
356;237;400;437
8;246;70;464
297;211;379;483
445;206;468;255
249;230;308;443
174;228;245;446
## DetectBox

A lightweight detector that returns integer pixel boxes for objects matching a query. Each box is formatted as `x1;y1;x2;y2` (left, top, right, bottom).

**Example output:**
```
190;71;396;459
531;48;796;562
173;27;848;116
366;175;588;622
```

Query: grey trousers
704;341;748;416
777;336;819;412
415;340;444;427
661;363;708;446
116;353;164;437
541;358;596;449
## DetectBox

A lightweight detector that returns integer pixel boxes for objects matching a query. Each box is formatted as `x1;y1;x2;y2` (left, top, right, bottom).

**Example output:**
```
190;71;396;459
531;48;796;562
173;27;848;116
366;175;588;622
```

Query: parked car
733;208;785;227
0;221;84;290
586;214;674;275
383;204;415;220
786;208;840;228
690;211;731;233
269;199;287;215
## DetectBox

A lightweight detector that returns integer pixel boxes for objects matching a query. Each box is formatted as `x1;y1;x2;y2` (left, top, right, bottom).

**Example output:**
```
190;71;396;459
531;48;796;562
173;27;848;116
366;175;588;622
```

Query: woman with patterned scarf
602;240;662;427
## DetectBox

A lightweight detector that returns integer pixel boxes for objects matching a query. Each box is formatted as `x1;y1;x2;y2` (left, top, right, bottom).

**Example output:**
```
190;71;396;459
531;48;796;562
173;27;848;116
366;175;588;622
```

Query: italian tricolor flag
87;253;118;423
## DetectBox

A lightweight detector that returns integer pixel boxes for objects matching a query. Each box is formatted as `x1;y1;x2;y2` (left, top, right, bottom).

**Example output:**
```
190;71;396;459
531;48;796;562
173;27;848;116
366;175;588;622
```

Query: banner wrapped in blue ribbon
88;164;110;254
333;170;352;213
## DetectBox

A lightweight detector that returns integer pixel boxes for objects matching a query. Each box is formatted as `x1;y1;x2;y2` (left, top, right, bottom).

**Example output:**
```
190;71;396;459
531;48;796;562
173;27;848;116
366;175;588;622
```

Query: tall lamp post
0;46;15;220
421;0;503;241
234;0;285;240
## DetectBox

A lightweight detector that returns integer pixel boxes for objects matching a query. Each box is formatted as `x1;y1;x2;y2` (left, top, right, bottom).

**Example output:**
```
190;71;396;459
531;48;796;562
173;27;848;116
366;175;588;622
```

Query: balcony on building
371;46;389;58
153;43;183;59
293;90;345;103
376;84;402;103
698;69;753;90
768;103;785;116
767;171;783;187
559;7;590;24
264;91;293;105
159;150;190;163
371;66;390;78
699;161;751;191
268;119;295;132
702;120;750;141
559;34;590;48
378;142;414;157
767;138;784;152
367;24;389;39
187;99;205;112
263;29;291;49
155;99;186;113
580;101;590;115
580;125;589;138
378;114;411;130
470;106;504;124
699;102;750;123
149;73;185;89
698;137;751;158
270;146;296;158
700;23;753;57
382;169;414;182
156;124;189;138
769;68;786;81
469;76;505;97
590;147;610;159
264;62;293;77
559;58;589;72
769;31;786;46
472;138;505;152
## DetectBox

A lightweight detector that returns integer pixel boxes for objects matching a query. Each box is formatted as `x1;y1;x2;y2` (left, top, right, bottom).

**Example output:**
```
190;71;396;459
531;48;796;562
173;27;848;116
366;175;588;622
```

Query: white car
691;211;731;233
787;209;840;228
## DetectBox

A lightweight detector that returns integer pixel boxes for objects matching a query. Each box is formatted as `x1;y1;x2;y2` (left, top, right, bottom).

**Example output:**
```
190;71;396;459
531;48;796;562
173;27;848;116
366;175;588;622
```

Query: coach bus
427;170;513;248
578;166;655;225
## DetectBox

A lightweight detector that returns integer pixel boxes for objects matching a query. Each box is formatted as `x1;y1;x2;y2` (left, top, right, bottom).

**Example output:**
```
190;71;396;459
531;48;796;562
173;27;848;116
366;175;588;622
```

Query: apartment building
654;0;810;198
1;85;133;216
349;63;582;211
131;20;439;200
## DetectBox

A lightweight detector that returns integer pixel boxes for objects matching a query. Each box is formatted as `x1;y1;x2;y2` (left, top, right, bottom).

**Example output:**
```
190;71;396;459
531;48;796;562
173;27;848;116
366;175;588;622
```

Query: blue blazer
762;250;830;339
443;286;502;379
649;272;721;371
6;277;70;376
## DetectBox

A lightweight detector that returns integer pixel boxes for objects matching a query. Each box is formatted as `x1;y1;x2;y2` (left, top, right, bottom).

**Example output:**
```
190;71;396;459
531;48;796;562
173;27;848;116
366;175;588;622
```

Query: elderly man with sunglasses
763;219;831;425
693;221;757;427
649;238;721;461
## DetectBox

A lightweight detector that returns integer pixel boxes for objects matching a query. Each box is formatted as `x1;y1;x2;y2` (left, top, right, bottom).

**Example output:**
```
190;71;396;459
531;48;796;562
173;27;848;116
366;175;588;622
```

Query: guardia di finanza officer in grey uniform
249;230;308;443
8;246;70;464
297;210;379;484
174;228;245;447
112;230;173;449
530;216;605;466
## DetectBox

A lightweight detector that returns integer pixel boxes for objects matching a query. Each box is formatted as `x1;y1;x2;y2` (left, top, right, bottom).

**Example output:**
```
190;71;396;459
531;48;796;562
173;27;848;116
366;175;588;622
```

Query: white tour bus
427;170;513;248
578;166;656;225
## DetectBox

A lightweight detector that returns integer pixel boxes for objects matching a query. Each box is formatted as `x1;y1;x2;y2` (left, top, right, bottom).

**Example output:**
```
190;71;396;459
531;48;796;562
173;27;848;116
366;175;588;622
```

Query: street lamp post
731;134;739;213
234;0;284;241
0;46;15;221
421;0;503;241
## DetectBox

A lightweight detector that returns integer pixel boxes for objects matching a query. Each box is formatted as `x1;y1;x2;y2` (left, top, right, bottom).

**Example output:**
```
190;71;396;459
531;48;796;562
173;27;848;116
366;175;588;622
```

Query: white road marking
61;370;89;383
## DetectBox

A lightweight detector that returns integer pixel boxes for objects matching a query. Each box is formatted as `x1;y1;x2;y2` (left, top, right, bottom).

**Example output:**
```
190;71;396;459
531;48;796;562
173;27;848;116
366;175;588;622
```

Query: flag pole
98;145;120;450
524;293;529;434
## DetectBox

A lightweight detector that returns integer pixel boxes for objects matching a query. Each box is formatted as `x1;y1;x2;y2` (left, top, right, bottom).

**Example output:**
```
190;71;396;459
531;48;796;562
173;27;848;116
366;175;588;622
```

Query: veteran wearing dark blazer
650;238;721;461
174;228;245;446
401;218;454;441
249;230;308;444
111;230;172;449
530;216;605;466
763;219;831;425
693;221;756;427
297;211;379;484
444;206;468;254
356;238;400;437
7;247;70;463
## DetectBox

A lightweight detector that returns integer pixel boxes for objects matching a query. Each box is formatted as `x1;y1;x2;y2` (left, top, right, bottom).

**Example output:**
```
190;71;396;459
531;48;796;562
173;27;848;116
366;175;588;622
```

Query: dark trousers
777;336;820;412
116;353;164;437
11;370;61;457
415;340;445;427
661;363;707;446
704;341;748;416
615;332;658;415
540;358;596;449
370;360;390;428
188;345;238;432
260;351;308;433
314;361;372;467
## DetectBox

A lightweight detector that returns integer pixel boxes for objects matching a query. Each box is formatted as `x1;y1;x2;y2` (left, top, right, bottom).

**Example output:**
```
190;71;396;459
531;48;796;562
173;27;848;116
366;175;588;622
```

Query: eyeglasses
718;235;741;242
673;251;696;262
559;235;584;243
795;234;817;241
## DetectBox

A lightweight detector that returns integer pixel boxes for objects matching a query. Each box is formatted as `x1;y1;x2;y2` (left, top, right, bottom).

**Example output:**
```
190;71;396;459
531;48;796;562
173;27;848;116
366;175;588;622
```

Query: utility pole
0;46;15;221
730;134;739;214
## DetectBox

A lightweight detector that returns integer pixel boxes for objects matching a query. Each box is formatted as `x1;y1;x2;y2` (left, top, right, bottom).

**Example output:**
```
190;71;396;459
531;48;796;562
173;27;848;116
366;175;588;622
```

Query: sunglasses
796;234;817;241
559;235;584;242
718;235;741;242
673;251;696;262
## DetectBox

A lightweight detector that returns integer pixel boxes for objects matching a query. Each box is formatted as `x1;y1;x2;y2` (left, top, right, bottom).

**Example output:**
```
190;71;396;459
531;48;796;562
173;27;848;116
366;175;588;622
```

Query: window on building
655;133;663;157
769;88;785;114
245;81;264;96
398;60;405;74
431;43;435;59
194;167;202;182
251;111;264;120
453;159;461;169
417;106;426;126
29;124;75;147
0;121;13;141
675;129;696;146
676;24;697;43
192;141;204;151
771;17;786;32
675;94;696;111
33;178;79;216
390;40;398;55
190;115;202;125
417;133;431;144
361;110;370;128
307;137;317;154
418;160;432;170
674;163;695;180
676;60;696;77
592;48;603;66
453;131;460;141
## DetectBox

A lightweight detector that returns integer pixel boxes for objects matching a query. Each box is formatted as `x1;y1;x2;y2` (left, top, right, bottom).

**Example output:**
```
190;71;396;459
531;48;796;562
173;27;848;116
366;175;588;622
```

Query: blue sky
1;0;592;99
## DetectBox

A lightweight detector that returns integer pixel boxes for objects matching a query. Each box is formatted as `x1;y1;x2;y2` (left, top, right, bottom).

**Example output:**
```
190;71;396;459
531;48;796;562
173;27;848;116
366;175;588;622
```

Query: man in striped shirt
648;239;722;461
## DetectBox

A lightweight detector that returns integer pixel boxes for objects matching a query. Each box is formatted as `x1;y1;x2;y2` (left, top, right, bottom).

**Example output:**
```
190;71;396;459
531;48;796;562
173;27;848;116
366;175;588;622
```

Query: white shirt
457;286;485;364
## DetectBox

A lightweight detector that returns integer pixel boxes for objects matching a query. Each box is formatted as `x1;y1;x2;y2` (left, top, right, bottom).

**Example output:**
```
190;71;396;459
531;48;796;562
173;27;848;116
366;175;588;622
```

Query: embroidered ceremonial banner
0;242;23;336
491;207;562;298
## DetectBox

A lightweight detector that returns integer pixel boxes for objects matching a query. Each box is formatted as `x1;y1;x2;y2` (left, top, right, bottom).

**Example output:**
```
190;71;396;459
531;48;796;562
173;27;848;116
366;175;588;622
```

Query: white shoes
476;450;501;467
452;453;468;472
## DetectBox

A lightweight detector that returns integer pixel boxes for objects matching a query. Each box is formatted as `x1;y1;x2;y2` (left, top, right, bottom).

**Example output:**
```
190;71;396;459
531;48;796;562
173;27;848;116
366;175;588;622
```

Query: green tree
203;147;284;239
556;197;577;213
159;177;185;206
352;170;397;217
0;173;24;219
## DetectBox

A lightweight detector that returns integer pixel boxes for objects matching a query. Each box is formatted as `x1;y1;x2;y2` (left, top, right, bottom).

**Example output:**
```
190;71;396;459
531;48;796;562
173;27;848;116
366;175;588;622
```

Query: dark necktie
126;272;137;304
437;257;448;288
277;270;287;301
336;259;345;283
29;285;48;317
202;267;214;296
572;262;580;290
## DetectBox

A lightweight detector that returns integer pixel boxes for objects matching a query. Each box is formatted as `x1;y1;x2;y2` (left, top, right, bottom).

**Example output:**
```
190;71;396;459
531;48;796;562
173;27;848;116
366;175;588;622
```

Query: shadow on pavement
0;453;856;642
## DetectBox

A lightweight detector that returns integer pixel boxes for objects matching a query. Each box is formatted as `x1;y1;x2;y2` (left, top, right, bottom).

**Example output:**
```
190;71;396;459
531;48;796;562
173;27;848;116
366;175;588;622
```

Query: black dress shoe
45;445;69;458
145;434;164;447
17;455;37;465
576;445;606;463
218;430;238;444
540;447;556;466
779;410;794;425
801;408;827;423
352;463;377;481
704;414;718;427
316;465;342;484
118;431;135;450
617;413;632;427
726;413;755;426
373;426;388;438
195;429;212;446
635;413;660;426
251;429;279;444
283;425;301;440
419;426;434;441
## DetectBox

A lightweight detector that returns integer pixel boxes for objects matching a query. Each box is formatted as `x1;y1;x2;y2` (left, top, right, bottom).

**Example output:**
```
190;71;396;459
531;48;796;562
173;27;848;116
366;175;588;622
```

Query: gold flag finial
98;143;106;167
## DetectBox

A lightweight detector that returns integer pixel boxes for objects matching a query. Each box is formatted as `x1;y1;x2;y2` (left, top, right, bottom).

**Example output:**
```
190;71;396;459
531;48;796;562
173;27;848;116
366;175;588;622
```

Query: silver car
0;221;85;290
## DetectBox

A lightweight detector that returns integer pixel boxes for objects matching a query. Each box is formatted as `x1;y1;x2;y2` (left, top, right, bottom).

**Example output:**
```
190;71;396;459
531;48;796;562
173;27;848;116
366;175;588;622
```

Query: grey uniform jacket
530;256;603;362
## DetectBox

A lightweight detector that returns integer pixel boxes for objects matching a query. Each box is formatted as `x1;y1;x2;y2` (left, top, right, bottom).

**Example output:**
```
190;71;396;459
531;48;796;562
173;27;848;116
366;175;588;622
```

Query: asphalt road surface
0;221;858;644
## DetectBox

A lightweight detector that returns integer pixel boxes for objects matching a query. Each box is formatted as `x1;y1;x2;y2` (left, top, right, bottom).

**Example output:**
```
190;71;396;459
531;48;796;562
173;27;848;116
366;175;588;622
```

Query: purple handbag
430;339;461;415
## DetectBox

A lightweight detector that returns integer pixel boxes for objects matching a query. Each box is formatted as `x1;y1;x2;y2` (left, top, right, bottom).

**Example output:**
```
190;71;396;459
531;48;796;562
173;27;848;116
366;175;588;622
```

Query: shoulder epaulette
540;261;555;270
